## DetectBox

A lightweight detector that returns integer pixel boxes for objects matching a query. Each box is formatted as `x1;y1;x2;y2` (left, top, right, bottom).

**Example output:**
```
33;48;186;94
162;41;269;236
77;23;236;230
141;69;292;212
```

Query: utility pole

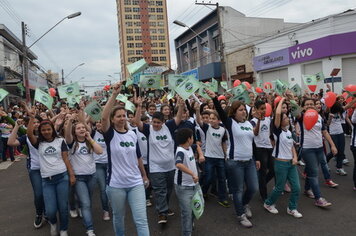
21;22;31;104
62;69;64;85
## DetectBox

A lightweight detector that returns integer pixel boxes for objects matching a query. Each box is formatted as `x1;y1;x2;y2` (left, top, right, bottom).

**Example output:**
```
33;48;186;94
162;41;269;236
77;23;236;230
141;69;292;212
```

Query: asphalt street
1;139;356;236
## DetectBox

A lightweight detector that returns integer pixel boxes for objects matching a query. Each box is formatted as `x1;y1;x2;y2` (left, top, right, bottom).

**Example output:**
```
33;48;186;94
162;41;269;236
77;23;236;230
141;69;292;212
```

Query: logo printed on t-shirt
156;135;168;140
240;126;252;131
44;146;56;154
120;141;135;147
141;136;147;141
97;138;105;143
79;146;89;155
261;124;268;132
189;156;194;161
286;136;292;139
212;133;221;138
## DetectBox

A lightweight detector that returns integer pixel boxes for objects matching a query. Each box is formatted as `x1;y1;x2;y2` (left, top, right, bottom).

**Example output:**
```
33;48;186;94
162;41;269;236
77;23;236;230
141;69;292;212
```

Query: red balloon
103;85;111;91
48;88;56;97
274;96;282;108
255;87;263;93
303;109;319;131
342;92;348;100
233;80;241;87
346;96;353;103
243;81;251;90
324;92;337;108
265;103;272;117
264;82;272;90
218;95;226;101
344;84;356;92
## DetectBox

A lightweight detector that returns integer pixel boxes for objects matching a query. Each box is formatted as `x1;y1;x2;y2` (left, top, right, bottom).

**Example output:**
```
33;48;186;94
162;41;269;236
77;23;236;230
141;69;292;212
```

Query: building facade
253;10;356;94
116;0;171;79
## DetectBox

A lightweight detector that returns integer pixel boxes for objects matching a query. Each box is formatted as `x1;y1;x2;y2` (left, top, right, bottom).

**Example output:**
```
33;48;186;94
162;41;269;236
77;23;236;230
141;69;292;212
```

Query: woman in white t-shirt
27;112;75;236
65;117;103;236
102;82;149;236
263;97;302;218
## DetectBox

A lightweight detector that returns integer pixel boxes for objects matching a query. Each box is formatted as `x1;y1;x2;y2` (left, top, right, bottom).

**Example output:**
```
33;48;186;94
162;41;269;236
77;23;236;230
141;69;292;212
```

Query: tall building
116;0;171;79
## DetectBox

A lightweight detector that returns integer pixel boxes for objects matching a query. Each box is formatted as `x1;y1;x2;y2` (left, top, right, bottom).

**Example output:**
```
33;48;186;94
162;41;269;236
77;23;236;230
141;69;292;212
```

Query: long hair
38;120;59;143
71;122;93;155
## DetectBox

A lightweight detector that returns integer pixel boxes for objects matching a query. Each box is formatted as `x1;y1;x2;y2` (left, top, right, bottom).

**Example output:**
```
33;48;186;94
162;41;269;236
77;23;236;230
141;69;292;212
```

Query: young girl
27;110;75;236
263;97;302;218
65;115;103;236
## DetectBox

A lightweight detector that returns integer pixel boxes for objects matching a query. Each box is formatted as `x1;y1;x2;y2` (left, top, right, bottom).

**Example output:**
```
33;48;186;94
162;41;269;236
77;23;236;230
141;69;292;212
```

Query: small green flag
125;100;136;113
67;95;81;108
220;81;228;91
168;74;186;90
58;82;80;99
290;84;302;96
125;77;134;87
139;74;161;89
198;83;211;100
211;78;218;92
290;100;302;117
231;84;246;97
167;90;175;101
84;101;103;121
302;75;317;92
16;82;25;96
315;72;325;82
0;88;9;102
116;94;128;103
34;88;53;109
231;90;251;104
127;59;148;76
174;76;201;100
275;79;288;95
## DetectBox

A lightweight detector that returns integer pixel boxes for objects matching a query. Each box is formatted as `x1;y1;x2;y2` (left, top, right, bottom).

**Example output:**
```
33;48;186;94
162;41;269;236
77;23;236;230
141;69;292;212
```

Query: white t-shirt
93;131;108;164
174;146;198;186
68;141;96;175
142;120;177;173
227;120;254;161
328;113;344;135
18;135;40;170
273;128;293;160
250;117;273;149
299;114;325;149
195;126;206;153
103;127;143;188
201;123;227;159
36;137;68;178
351;110;356;147
129;125;148;165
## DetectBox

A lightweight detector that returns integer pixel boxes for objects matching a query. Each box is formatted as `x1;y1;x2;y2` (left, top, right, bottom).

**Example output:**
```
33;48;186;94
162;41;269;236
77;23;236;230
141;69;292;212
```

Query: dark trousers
326;133;345;168
351;147;356;188
1;137;14;161
255;147;274;200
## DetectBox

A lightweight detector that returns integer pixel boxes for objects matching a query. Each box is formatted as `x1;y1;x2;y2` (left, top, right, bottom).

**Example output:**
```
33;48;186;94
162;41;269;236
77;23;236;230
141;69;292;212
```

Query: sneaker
238;214;252;228
70;209;78;218
336;168;347;176
86;230;96;236
244;204;252;218
34;215;44;229
315;198;332;208
263;203;278;214
50;223;58;236
218;200;230;208
325;180;338;188
304;190;315;199
343;159;350;165
287;208;303;218
167;209;175;216
103;211;110;221
146;199;152;207
298;160;305;166
78;208;83;218
158;215;167;224
60;231;68;236
284;184;291;193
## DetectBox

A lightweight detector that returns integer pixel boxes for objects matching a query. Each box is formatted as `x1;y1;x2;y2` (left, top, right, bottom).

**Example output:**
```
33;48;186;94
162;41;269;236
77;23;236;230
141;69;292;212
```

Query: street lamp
22;11;81;103
62;62;85;84
173;20;204;40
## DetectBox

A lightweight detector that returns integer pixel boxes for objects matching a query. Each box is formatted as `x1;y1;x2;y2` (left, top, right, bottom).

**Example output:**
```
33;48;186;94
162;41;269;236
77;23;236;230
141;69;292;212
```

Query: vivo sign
253;31;356;71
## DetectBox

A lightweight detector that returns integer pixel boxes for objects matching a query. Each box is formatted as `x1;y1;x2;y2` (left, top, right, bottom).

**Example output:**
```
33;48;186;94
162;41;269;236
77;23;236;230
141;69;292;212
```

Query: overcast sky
0;0;355;94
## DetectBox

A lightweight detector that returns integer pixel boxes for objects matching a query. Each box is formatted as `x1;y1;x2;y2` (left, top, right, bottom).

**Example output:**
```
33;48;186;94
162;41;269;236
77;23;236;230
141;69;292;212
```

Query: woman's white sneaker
287;208;303;218
50;223;58;236
263;203;278;214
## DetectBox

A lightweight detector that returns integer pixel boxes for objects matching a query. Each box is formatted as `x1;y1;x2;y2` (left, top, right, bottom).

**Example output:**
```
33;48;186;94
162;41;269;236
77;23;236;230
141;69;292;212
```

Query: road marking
0;161;14;170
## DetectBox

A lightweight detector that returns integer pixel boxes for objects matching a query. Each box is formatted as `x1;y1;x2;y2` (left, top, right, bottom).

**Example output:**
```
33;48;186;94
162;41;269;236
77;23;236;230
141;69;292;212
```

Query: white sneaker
60;230;68;236
86;230;96;236
103;211;110;221
343;159;350;165
244;204;252;218
237;214;252;228
298;160;305;166
50;223;58;236
69;210;78;218
263;203;279;214
287;208;303;218
336;168;347;176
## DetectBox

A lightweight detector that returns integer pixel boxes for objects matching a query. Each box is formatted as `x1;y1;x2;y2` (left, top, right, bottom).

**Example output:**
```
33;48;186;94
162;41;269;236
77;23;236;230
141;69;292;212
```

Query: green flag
211;78;218;92
168;74;186;89
174;76;201;100
274;79;288;95
67;95;81;108
84;101;102;121
290;83;302;96
231;90;251;104
198;83;211;100
116;94;128;103
290;100;302;117
302;75;317;92
167;90;175;101
127;59;148;76
0;88;9;102
58;82;80;99
220;81;228;91
315;72;325;82
231;84;246;97
125;100;136;113
16;82;25;96
125;77;134;87
34;88;53;109
139;74;161;89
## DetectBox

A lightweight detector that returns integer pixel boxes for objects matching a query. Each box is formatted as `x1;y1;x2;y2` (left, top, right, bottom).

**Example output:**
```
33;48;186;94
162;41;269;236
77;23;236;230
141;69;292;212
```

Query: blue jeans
75;174;96;231
203;157;227;202
150;170;175;215
320;154;331;180
302;148;323;200
225;159;259;216
95;163;109;212
28;169;45;216
175;185;199;236
42;172;69;231
326;133;346;168
106;184;149;236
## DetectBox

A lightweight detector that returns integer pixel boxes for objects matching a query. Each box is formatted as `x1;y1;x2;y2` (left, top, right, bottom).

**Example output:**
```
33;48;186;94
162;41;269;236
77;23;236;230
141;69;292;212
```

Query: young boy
175;128;204;236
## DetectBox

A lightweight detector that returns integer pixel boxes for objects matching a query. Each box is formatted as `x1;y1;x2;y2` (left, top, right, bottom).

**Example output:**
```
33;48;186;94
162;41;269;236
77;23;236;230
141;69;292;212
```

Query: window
156;1;163;6
152;57;159;62
159;49;166;54
132;7;140;12
128;57;136;63
149;15;157;20
126;28;133;34
158;35;165;40
124;7;132;12
134;28;141;34
135;35;142;40
148;8;155;12
157;15;164;20
127;43;134;48
132;0;139;5
157;22;164;27
151;42;158;47
152;50;158;54
135;43;143;47
149;1;155;5
156;8;163;13
133;14;141;19
136;50;143;55
149;22;156;27
128;50;135;55
124;0;131;5
157;28;165;34
125;22;133;27
160;56;166;61
159;42;165;47
127;36;134;41
134;21;141;26
150;29;157;34
150;35;157;40
125;14;132;19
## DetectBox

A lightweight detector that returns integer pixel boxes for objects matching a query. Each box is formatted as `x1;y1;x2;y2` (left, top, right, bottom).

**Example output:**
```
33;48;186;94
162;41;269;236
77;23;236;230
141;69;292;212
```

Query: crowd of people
0;80;356;236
